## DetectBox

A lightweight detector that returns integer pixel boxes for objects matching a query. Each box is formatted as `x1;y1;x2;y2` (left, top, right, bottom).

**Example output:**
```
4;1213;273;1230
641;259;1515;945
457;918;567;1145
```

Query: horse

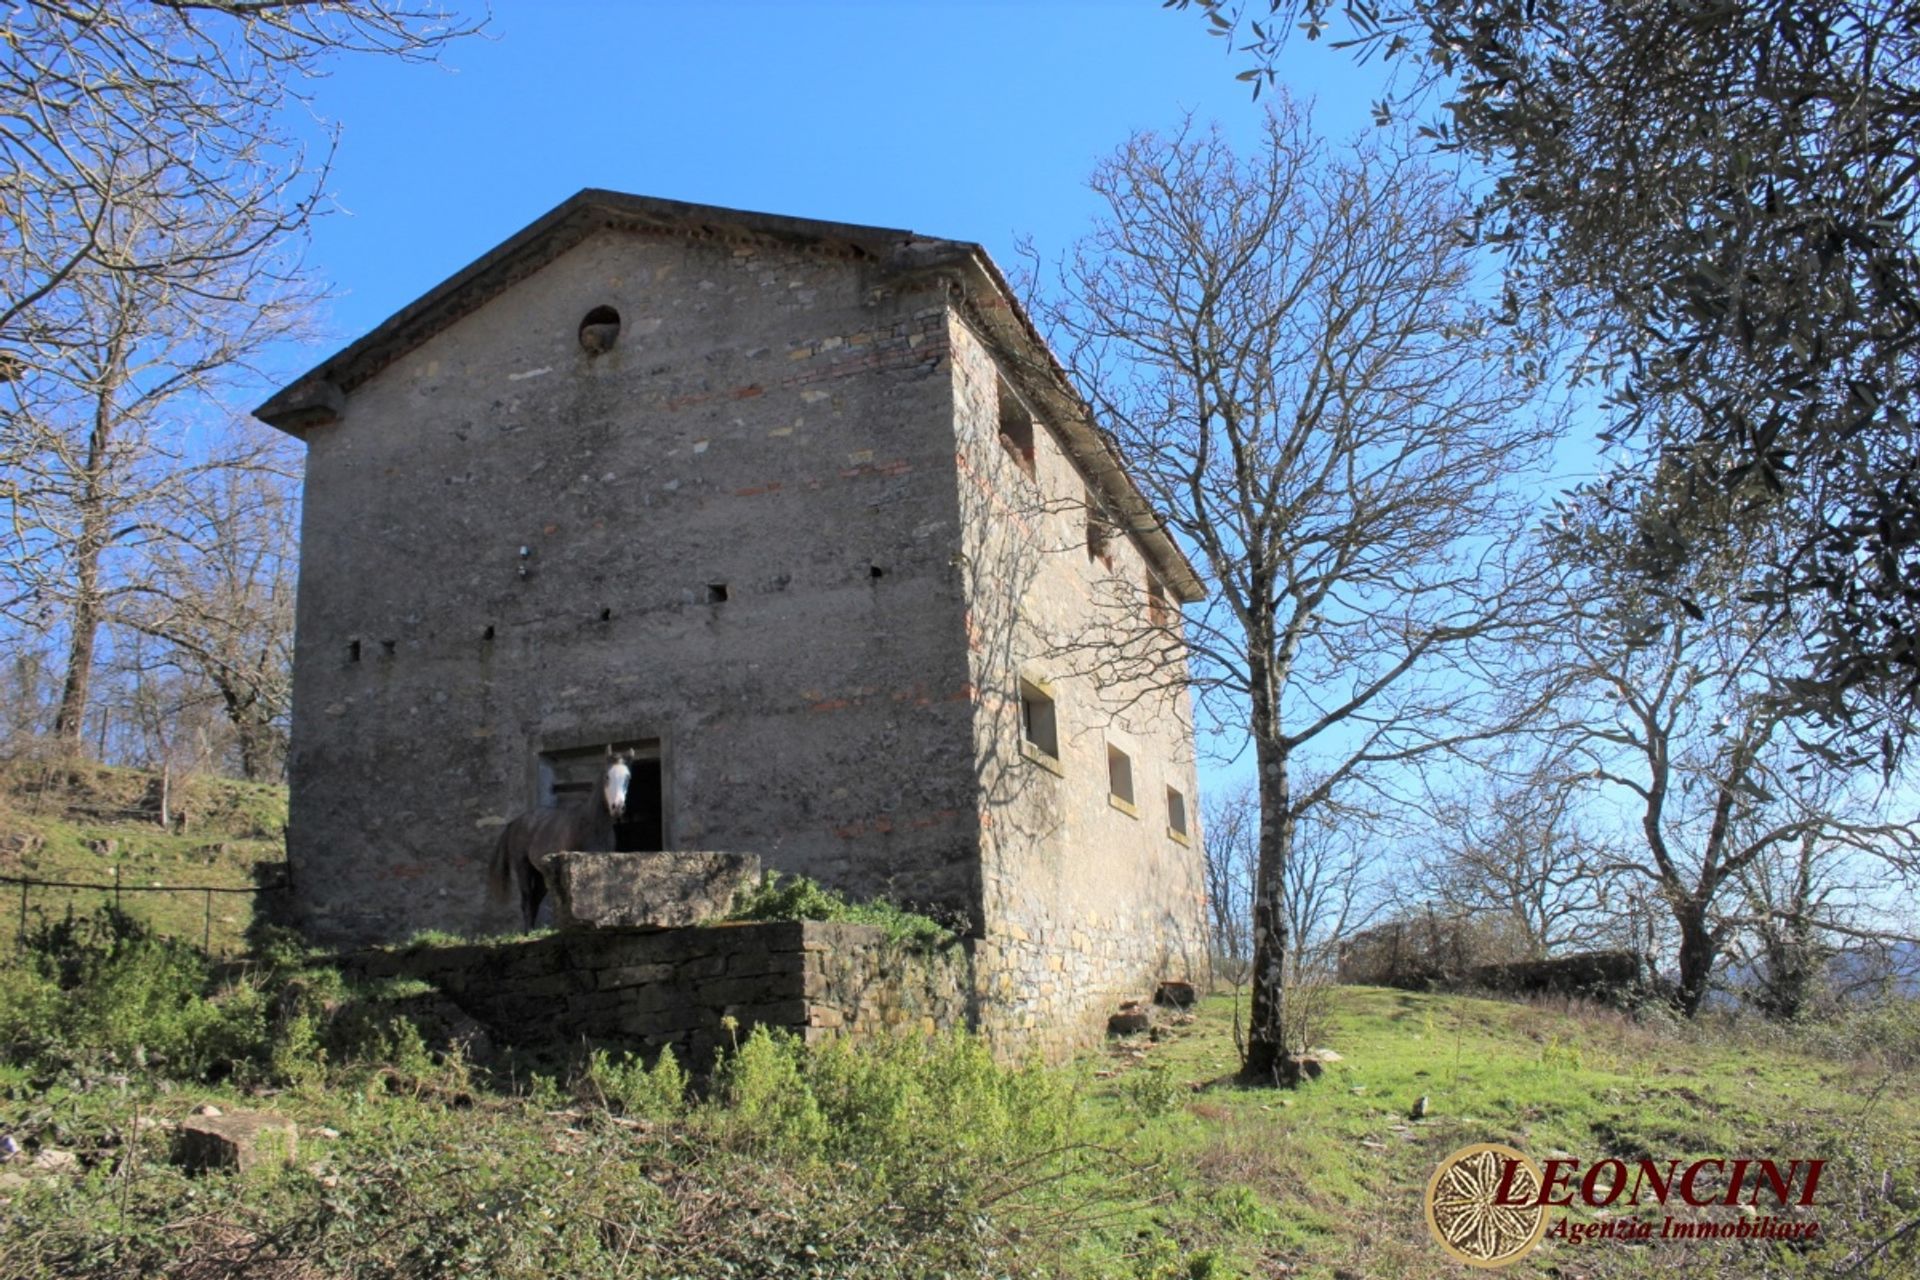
486;754;631;929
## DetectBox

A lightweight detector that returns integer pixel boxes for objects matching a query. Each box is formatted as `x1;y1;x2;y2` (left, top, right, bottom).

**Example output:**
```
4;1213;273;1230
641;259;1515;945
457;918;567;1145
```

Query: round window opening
578;305;621;355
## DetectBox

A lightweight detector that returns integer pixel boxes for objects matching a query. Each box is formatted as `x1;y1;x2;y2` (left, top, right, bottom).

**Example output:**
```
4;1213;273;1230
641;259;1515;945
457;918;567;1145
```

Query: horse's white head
603;758;631;820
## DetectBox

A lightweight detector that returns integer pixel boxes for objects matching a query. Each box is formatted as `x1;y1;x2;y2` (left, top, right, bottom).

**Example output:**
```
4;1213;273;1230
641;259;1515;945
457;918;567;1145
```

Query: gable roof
254;189;1203;602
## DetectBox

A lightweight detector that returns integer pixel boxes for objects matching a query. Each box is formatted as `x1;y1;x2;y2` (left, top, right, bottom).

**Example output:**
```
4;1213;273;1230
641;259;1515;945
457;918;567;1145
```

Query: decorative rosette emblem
1425;1142;1551;1268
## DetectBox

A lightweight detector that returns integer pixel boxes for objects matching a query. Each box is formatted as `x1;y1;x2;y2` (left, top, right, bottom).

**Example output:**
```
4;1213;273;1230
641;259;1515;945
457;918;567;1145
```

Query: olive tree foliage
1176;0;1920;761
1032;100;1559;1083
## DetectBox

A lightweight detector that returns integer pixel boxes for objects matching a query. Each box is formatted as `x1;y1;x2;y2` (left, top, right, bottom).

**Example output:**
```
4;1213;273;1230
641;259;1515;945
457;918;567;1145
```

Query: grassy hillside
0;759;287;954
0;912;1914;1280
0;772;1912;1275
1102;986;1920;1276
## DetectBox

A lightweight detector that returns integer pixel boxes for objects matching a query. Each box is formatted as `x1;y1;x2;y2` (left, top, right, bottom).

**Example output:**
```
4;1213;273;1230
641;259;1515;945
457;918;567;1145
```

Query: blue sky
286;1;1386;356
268;2;1408;797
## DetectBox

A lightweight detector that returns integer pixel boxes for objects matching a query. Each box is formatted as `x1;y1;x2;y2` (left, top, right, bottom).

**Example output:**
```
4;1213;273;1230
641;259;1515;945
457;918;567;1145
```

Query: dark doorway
538;740;665;851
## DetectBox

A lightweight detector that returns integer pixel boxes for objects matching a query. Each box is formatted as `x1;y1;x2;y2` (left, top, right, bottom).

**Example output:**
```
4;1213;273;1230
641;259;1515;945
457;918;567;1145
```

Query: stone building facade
256;191;1208;1057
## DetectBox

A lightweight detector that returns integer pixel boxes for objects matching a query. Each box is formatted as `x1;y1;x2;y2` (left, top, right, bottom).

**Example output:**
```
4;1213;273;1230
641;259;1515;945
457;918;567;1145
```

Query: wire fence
0;869;287;956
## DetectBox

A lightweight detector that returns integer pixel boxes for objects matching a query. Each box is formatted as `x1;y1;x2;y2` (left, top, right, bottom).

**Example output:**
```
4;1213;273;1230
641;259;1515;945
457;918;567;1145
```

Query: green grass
5;959;1914;1278
0;759;286;955
1;866;1916;1277
1071;987;1920;1278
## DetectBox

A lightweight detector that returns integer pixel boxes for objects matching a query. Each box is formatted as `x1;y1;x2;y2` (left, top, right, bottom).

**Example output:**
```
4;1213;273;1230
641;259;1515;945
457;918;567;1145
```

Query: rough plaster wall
288;228;981;945
946;318;1210;1061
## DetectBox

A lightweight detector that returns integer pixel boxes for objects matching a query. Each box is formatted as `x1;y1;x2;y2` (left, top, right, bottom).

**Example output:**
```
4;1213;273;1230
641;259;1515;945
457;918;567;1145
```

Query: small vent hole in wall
869;564;885;580
578;305;621;355
482;625;495;641
347;639;361;663
599;607;612;622
707;583;729;604
380;639;396;658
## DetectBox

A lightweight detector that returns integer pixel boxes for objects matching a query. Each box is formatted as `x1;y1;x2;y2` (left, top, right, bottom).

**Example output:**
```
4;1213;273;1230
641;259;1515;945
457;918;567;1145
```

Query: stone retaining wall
340;921;972;1063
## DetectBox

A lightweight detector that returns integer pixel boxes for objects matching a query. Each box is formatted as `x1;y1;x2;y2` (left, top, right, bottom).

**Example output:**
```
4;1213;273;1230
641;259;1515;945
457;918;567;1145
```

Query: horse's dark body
486;758;630;928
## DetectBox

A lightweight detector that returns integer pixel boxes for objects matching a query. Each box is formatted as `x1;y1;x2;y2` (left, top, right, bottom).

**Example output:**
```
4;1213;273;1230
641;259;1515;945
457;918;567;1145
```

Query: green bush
583;1045;687;1119
0;906;265;1079
1122;1060;1182;1117
727;872;957;949
713;1024;828;1152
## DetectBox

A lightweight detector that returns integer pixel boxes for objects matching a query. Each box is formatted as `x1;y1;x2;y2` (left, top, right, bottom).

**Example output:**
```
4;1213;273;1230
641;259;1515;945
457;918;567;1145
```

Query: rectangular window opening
1107;743;1135;809
1019;680;1058;760
706;583;730;604
1167;786;1189;839
1146;575;1170;628
538;739;666;853
997;373;1036;476
1086;487;1114;564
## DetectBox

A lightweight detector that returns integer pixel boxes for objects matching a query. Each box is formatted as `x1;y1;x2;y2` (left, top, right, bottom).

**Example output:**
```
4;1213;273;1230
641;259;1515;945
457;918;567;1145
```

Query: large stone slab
548;851;761;930
172;1108;298;1174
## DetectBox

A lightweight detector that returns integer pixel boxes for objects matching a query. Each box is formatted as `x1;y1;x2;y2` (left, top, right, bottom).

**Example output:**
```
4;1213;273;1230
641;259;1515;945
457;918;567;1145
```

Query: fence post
203;889;213;954
16;881;25;947
114;865;122;912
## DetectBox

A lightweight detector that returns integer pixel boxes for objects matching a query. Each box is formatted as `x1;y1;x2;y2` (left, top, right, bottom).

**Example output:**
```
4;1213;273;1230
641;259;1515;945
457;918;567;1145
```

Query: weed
582;1045;687;1119
1540;1033;1583;1071
1123;1060;1182;1117
728;871;958;949
713;1024;828;1152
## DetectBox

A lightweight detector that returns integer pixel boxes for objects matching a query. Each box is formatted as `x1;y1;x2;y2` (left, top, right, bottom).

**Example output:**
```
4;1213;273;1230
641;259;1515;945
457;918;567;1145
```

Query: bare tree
2;1;472;766
1036;100;1560;1083
1;0;476;370
1420;747;1608;959
1202;781;1258;963
1;221;306;754
1207;776;1385;978
127;432;301;780
1182;0;1920;758
1535;490;1920;1016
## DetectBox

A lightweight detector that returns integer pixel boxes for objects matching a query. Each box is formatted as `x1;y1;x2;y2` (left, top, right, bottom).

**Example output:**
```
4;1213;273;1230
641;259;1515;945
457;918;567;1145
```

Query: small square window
1107;744;1136;813
997;374;1036;477
1167;786;1189;840
1020;679;1058;760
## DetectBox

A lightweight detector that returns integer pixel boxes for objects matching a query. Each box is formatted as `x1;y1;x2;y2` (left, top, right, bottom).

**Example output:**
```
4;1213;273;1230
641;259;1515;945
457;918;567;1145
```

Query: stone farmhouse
255;191;1208;1055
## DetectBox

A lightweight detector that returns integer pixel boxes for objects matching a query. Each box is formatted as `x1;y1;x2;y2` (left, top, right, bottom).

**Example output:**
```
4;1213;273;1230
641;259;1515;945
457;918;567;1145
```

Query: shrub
712;1025;828;1153
584;1045;687;1120
1122;1060;1182;1117
0;906;266;1079
727;872;957;949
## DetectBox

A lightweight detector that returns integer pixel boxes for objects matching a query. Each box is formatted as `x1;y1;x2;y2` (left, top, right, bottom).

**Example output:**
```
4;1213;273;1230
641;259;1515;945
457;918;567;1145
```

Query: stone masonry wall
340;921;972;1064
946;315;1211;1061
289;226;982;946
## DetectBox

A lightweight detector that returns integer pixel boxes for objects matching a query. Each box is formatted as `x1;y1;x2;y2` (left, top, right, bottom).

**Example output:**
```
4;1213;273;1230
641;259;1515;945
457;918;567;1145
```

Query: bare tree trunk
1674;903;1716;1018
1244;694;1300;1084
51;418;112;753
52;591;98;750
